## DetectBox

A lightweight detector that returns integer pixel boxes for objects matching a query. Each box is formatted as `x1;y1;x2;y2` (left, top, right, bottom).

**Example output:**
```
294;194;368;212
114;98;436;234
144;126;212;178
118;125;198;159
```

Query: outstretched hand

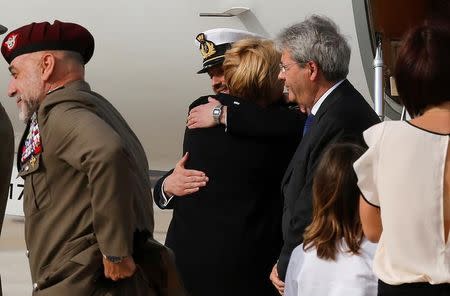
187;97;221;129
164;152;208;196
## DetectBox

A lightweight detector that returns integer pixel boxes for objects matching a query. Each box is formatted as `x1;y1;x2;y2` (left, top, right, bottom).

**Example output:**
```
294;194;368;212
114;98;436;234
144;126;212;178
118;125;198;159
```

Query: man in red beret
1;20;169;295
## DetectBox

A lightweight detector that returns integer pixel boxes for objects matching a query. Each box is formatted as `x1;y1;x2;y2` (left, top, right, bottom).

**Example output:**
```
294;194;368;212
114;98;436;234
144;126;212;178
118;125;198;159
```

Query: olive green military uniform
18;80;159;295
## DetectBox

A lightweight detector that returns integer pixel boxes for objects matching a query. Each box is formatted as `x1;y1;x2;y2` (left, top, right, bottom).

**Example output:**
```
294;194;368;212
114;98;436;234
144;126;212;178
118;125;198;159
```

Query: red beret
1;20;94;64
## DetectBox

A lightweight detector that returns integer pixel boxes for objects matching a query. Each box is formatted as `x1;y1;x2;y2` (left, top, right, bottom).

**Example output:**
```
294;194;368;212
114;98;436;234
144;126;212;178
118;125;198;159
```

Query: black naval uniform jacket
277;79;380;279
155;93;305;296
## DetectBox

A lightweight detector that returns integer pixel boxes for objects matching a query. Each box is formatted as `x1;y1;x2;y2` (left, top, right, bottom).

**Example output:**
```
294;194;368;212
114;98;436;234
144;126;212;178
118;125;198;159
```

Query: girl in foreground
285;142;378;296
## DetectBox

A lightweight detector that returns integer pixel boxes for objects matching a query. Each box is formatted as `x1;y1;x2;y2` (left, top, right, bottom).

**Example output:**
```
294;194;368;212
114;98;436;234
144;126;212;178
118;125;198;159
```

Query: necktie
302;113;315;136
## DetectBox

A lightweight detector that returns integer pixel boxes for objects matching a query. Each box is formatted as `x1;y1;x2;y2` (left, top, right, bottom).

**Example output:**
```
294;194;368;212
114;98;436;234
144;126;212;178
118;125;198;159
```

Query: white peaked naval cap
195;28;264;73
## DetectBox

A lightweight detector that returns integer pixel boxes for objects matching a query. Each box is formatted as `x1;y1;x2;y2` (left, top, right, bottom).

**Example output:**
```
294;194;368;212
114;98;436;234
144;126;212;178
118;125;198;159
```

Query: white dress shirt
310;79;344;115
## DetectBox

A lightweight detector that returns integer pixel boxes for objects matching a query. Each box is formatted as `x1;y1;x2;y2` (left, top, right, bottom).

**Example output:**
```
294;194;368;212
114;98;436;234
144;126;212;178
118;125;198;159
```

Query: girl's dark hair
303;142;365;260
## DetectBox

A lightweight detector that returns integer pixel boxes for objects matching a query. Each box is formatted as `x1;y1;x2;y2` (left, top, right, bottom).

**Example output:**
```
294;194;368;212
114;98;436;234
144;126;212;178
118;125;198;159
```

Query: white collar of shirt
310;79;344;115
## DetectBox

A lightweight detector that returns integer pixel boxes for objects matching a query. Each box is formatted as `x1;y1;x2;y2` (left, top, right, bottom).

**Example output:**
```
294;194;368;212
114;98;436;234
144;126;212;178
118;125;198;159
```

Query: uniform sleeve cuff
160;178;174;207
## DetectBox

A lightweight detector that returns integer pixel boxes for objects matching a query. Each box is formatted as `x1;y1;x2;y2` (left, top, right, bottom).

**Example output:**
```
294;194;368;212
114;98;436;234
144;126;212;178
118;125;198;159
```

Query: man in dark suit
269;15;380;294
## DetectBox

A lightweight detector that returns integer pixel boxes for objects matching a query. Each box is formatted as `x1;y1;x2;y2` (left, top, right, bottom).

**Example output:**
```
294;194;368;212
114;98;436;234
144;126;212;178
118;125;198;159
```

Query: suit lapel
314;79;351;123
281;80;351;190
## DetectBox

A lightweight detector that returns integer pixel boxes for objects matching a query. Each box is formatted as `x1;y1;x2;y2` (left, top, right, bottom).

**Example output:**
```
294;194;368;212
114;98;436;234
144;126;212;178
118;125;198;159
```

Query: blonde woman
164;38;305;296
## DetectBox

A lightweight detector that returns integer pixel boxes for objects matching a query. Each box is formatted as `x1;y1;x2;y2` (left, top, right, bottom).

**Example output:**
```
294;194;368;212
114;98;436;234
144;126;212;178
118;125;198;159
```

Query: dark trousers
378;280;450;296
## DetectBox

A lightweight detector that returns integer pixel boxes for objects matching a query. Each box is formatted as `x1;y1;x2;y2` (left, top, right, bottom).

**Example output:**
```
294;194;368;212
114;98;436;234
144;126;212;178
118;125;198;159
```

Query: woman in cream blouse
354;20;450;296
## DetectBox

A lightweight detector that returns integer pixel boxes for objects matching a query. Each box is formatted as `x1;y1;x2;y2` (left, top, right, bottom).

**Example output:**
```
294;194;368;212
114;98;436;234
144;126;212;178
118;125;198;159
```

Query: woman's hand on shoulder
187;97;224;129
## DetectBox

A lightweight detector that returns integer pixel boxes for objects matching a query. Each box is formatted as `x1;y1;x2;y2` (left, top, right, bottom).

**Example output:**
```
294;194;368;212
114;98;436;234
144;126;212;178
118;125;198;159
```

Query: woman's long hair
303;142;365;260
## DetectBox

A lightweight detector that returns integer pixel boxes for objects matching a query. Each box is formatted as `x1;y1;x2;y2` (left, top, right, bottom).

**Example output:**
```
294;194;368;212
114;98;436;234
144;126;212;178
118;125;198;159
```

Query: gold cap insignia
196;33;216;60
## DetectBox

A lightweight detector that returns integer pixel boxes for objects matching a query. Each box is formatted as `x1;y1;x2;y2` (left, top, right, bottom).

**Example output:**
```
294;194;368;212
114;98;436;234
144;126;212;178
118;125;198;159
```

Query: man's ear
40;53;55;81
307;61;319;81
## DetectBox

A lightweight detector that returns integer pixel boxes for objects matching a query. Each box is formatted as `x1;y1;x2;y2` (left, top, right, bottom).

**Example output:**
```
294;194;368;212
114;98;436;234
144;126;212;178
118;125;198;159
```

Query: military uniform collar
39;80;91;114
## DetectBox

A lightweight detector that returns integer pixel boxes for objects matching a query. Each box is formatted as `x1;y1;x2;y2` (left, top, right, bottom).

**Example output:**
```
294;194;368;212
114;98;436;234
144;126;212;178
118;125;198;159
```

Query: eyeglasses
279;62;299;73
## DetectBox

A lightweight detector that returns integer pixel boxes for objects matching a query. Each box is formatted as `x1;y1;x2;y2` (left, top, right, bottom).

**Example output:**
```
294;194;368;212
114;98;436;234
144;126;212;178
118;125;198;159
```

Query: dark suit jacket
0;104;14;236
0;104;14;296
155;93;305;296
277;79;380;279
154;97;305;209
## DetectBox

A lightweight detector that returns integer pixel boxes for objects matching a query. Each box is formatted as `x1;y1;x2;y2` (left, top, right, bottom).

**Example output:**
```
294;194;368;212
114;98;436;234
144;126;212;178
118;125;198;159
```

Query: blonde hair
223;38;282;106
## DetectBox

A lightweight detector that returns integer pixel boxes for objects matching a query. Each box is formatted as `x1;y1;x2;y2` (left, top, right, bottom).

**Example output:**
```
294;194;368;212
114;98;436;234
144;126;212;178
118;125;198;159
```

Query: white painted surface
0;0;370;171
6;155;24;217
